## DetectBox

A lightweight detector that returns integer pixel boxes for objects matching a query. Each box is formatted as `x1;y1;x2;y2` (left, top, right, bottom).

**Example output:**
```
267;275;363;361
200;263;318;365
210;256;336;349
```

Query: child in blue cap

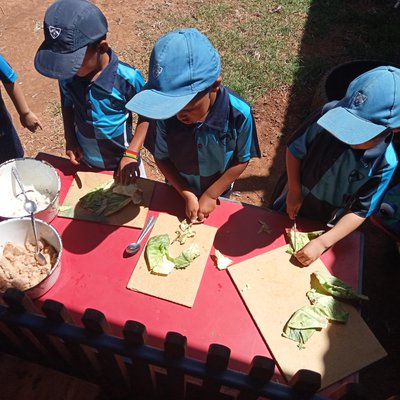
126;28;260;223
272;66;400;266
34;0;151;184
0;53;42;164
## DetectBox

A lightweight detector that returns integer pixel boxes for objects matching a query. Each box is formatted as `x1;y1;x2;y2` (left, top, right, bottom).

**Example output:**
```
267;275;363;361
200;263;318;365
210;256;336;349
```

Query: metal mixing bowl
0;158;61;223
0;217;62;299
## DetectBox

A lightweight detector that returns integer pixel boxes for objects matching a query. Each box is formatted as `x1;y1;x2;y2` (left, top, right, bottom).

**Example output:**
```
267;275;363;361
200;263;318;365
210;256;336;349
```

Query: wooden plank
227;245;387;389
127;213;217;307
58;172;154;229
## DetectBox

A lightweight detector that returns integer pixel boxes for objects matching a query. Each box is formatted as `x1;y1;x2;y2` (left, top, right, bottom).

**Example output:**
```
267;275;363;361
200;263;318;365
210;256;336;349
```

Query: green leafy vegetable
282;305;328;349
258;220;271;234
172;220;195;244
306;289;349;322
287;230;324;254
173;244;200;269
312;271;369;301
78;180;141;216
145;234;175;275
145;234;200;275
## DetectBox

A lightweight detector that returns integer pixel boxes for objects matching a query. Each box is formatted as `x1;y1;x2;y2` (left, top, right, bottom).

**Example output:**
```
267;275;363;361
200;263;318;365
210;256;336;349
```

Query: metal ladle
125;215;157;255
12;167;46;266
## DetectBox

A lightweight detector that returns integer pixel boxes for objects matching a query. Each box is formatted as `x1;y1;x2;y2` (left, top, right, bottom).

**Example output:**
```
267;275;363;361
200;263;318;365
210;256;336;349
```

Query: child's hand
66;144;84;166
116;156;140;185
198;192;218;222
183;191;200;223
20;111;43;132
286;188;303;220
293;237;328;266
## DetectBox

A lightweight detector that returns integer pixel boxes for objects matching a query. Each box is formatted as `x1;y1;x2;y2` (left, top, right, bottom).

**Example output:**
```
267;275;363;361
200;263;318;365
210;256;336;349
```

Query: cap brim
34;42;87;80
317;107;386;145
126;89;197;119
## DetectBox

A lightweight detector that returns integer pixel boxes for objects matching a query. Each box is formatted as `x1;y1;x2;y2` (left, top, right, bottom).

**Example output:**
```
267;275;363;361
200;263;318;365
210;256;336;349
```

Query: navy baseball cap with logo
317;66;400;145
126;28;221;119
34;0;108;80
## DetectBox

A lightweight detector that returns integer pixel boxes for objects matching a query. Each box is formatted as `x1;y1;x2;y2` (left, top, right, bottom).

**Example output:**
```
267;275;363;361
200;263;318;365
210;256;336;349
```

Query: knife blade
292;217;297;251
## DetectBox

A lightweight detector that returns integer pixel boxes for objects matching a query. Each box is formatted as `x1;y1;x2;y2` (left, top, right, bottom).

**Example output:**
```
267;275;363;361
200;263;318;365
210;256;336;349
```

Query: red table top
37;153;363;388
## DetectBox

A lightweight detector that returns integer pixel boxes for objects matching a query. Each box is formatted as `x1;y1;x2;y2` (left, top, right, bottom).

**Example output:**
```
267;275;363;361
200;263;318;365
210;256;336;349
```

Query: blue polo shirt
59;49;145;170
154;85;260;196
273;102;398;224
0;53;24;162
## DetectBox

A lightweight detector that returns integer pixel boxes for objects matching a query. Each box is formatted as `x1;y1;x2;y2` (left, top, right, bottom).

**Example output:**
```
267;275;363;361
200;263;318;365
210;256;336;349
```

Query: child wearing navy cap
34;0;151;184
126;28;261;223
0;53;42;164
272;66;400;266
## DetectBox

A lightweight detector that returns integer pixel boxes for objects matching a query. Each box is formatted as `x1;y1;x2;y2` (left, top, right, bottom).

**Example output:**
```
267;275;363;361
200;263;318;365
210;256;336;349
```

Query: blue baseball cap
126;28;221;119
317;66;400;145
34;0;108;80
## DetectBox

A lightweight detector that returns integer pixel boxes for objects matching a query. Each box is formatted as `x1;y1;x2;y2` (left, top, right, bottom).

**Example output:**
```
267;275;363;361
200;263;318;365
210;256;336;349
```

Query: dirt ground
1;1;399;399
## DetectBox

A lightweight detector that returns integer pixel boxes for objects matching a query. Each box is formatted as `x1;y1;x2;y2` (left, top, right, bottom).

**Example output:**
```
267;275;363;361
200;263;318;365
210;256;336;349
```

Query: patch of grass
134;0;400;104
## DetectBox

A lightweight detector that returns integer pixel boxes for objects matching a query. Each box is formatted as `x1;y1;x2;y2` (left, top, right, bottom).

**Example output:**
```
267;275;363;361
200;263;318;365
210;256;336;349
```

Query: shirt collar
91;49;119;93
362;132;393;162
201;85;229;130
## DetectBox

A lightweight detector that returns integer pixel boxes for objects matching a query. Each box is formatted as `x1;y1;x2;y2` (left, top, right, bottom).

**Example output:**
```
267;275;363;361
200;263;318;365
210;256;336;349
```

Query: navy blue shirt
273;103;398;224
59;49;145;170
154;86;260;196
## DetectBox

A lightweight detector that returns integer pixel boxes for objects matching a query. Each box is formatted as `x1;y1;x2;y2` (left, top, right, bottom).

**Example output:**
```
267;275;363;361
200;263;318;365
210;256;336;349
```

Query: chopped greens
78;180;143;216
172;220;196;244
174;244;201;269
312;271;369;301
145;234;200;276
282;271;367;349
306;289;349;322
258;220;272;234
282;306;328;349
287;229;324;254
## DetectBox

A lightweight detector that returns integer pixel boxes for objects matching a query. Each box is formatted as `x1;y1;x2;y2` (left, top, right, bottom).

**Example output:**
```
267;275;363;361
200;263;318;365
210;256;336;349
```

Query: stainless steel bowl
0;158;61;223
0;217;62;299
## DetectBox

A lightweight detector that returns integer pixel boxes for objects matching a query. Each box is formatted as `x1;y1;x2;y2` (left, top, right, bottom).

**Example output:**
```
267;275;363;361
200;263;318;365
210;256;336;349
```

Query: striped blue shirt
59;50;145;170
273;102;398;224
154;85;260;196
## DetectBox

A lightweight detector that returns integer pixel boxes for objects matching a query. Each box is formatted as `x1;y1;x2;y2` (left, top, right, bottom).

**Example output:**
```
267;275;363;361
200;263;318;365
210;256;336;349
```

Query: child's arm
116;116;149;184
197;162;248;222
61;103;83;165
285;148;303;220
3;81;42;132
155;158;200;222
294;212;365;266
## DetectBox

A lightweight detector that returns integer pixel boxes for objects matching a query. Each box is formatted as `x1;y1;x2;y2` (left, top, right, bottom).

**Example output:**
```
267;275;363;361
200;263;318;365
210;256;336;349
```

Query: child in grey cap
34;0;151;183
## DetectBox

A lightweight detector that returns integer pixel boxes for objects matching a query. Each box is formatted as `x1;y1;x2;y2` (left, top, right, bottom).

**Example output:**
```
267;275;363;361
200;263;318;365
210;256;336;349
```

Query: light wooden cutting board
58;171;154;228
127;213;217;307
228;245;387;389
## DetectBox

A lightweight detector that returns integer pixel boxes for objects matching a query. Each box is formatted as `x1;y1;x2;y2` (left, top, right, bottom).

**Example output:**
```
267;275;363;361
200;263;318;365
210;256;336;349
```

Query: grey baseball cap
34;0;108;80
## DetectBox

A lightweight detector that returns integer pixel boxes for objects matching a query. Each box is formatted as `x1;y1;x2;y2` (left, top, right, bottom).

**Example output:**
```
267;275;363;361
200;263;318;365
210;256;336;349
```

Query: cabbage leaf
312;271;369;301
287;230;324;254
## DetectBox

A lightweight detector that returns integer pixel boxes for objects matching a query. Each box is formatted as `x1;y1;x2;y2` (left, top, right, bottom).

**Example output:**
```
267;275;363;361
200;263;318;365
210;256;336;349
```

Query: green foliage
134;1;400;103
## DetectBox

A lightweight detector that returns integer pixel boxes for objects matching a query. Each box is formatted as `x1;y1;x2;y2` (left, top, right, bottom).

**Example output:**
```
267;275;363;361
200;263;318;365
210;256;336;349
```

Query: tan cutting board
59;171;154;228
127;213;217;307
228;245;387;389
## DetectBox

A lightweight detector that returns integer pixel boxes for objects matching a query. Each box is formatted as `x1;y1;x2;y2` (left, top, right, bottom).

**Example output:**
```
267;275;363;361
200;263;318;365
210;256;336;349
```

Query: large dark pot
312;60;400;110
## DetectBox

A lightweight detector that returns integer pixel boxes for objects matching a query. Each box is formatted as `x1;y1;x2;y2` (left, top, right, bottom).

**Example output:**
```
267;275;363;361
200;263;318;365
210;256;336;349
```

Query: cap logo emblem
152;64;163;79
49;26;61;39
352;91;367;107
